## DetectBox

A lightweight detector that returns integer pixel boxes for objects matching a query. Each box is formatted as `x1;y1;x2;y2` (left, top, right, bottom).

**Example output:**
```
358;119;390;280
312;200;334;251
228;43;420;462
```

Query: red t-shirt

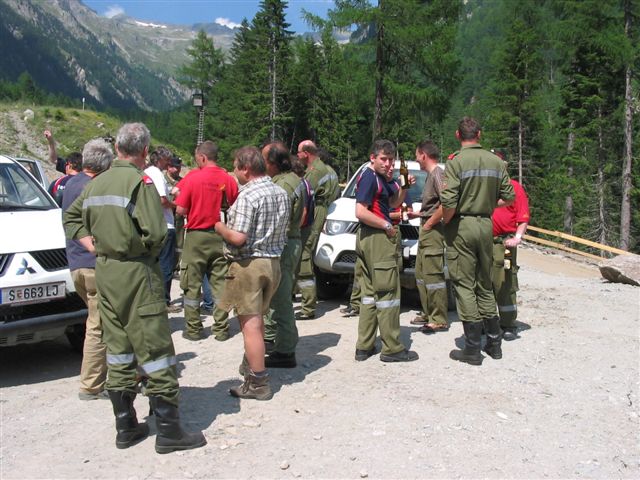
175;165;238;230
492;179;530;236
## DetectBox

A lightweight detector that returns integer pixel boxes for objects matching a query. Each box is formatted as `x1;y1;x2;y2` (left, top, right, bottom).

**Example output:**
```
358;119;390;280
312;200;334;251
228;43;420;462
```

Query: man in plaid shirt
215;146;290;400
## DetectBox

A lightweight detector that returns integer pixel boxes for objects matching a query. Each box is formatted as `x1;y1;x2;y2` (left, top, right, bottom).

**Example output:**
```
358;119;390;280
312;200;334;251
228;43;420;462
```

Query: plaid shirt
224;175;290;260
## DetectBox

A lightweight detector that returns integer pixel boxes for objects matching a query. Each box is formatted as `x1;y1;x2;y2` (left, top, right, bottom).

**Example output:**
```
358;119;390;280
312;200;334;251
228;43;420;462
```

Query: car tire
315;269;348;300
65;323;86;353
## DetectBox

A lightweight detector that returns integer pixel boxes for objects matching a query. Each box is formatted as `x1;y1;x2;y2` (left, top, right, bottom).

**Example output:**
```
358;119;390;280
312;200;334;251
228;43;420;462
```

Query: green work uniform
180;229;229;337
348;257;363;313
415;223;448;325
64;159;179;405
297;160;339;316
356;225;404;355
440;145;514;323
264;172;306;353
492;238;519;327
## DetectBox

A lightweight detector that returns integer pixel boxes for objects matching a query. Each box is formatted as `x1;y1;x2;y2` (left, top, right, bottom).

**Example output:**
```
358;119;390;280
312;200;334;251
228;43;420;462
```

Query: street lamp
192;91;205;147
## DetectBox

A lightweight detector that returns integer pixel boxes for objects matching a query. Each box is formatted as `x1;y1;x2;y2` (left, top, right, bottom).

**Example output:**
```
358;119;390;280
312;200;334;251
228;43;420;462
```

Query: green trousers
264;238;302;353
491;239;519;327
348;257;363;311
180;230;229;336
415;224;448;326
96;256;179;405
356;225;404;356
297;204;328;316
444;216;497;323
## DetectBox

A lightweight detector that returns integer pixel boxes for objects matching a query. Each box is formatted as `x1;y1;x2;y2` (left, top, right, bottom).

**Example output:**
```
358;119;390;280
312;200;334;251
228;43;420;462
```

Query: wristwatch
384;222;392;231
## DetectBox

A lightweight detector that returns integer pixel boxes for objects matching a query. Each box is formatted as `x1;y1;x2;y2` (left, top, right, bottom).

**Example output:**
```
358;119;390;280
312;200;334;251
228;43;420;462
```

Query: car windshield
343;164;428;204
0;163;56;210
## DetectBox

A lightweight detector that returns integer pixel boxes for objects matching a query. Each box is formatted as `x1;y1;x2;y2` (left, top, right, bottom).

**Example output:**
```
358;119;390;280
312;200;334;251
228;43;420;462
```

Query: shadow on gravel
0;338;80;387
269;332;341;395
142;380;241;431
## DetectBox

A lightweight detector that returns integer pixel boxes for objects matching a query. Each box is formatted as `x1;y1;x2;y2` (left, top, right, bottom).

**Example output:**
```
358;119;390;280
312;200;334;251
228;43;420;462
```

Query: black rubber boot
449;321;484;366
265;351;297;368
108;390;149;449
483;316;503;359
149;396;207;454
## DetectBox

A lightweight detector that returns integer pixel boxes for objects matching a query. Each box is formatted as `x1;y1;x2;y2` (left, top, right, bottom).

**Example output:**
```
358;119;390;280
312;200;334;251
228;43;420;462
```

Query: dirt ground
1;246;638;479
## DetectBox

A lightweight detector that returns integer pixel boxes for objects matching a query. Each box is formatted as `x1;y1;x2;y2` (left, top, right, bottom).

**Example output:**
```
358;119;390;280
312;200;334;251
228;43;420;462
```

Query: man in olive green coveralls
411;140;449;333
441;117;515;366
64;123;205;454
354;139;419;363
262;143;306;368
296;140;339;319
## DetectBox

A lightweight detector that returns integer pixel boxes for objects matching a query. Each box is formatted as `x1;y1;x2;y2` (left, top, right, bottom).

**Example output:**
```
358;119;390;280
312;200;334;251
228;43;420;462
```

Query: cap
170;156;182;167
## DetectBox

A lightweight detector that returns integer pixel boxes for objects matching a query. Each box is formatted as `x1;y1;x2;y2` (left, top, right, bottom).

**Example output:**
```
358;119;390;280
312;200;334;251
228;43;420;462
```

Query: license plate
0;282;66;306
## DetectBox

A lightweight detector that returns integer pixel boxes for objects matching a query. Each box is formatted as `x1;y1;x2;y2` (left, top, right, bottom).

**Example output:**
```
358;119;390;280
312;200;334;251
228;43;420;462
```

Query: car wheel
315;269;348;300
65;323;86;353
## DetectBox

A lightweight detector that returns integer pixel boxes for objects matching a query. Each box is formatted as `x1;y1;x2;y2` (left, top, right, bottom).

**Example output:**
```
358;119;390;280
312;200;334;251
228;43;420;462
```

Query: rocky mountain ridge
0;0;238;111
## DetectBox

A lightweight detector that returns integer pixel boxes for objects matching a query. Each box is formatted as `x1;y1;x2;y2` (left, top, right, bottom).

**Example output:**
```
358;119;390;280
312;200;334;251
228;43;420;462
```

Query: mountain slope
0;0;236;111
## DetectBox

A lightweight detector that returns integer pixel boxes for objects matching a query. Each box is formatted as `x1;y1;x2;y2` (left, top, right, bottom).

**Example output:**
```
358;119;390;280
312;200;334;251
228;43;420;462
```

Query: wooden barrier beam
527;226;632;256
523;234;603;261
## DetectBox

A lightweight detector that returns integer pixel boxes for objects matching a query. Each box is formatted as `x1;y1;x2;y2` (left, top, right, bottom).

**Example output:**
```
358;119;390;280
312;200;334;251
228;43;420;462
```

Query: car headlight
324;220;357;235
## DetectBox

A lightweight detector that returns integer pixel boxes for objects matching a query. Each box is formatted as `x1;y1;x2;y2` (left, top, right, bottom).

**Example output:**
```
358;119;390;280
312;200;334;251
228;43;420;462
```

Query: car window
0;163;56;210
342;164;428;204
16;159;43;185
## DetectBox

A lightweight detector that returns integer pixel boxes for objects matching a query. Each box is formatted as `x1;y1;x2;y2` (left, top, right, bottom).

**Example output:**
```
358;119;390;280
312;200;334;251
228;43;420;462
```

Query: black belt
187;227;216;232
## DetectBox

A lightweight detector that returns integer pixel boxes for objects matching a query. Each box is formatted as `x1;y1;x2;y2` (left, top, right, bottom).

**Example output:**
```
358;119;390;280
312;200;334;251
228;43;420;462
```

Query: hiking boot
380;349;419;363
229;371;273;401
108;390;149;449
213;331;229;342
483;316;503;359
449;321;483;366
295;312;315;320
149;396;206;454
79;390;109;401
340;306;359;317
410;315;427;325
420;322;450;334
354;347;376;361
265;351;296;368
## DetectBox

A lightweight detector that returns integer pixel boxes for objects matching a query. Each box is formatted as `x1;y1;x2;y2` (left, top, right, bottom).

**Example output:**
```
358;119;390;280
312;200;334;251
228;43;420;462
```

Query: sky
83;0;334;33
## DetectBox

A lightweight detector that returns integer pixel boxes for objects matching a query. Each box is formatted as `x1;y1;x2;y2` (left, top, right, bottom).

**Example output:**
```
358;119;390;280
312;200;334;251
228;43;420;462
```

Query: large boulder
599;254;640;286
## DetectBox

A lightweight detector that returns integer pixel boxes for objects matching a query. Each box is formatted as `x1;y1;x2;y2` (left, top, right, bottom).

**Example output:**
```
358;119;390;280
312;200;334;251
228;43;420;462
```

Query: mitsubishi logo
16;258;36;275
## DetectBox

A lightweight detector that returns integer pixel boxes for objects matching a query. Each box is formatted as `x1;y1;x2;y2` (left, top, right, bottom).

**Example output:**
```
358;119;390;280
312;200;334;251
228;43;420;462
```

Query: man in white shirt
145;146;180;312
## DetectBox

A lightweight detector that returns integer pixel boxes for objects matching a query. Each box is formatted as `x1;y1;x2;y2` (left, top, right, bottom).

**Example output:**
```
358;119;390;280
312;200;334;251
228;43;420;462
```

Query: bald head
297;140;318;167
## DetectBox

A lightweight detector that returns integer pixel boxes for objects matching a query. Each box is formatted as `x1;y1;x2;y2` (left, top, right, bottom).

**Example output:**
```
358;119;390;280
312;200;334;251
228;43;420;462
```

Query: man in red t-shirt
491;150;530;341
174;141;238;341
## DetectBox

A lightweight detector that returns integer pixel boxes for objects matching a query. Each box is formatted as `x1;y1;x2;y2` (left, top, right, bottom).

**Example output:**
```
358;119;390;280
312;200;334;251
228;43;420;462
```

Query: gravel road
1;246;638;479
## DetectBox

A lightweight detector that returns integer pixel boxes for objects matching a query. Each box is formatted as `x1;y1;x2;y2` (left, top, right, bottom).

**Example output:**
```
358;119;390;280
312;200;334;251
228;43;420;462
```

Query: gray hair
115;122;150;157
82;138;113;174
234;146;266;175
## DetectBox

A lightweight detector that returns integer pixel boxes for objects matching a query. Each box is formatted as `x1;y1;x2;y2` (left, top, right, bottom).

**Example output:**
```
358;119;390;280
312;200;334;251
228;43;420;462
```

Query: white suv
314;160;453;305
0;155;86;350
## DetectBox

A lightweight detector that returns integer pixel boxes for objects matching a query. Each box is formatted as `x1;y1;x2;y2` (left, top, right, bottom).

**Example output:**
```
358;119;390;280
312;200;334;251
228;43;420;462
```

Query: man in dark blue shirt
62;138;113;400
354;139;419;363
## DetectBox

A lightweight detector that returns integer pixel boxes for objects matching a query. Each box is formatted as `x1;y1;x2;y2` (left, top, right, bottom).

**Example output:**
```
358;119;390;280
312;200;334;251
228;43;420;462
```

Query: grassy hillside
0;102;193;176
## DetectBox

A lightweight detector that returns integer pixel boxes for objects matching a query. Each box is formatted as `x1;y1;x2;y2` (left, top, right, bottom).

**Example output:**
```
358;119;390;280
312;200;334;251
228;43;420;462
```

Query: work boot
265;351;296;368
149;396;207;454
483;316;503;359
108;390;149;449
229;371;273;400
502;326;519;341
449;321;484;366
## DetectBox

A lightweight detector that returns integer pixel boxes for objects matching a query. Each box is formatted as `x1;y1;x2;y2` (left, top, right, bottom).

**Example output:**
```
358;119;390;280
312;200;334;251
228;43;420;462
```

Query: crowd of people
49;115;529;454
